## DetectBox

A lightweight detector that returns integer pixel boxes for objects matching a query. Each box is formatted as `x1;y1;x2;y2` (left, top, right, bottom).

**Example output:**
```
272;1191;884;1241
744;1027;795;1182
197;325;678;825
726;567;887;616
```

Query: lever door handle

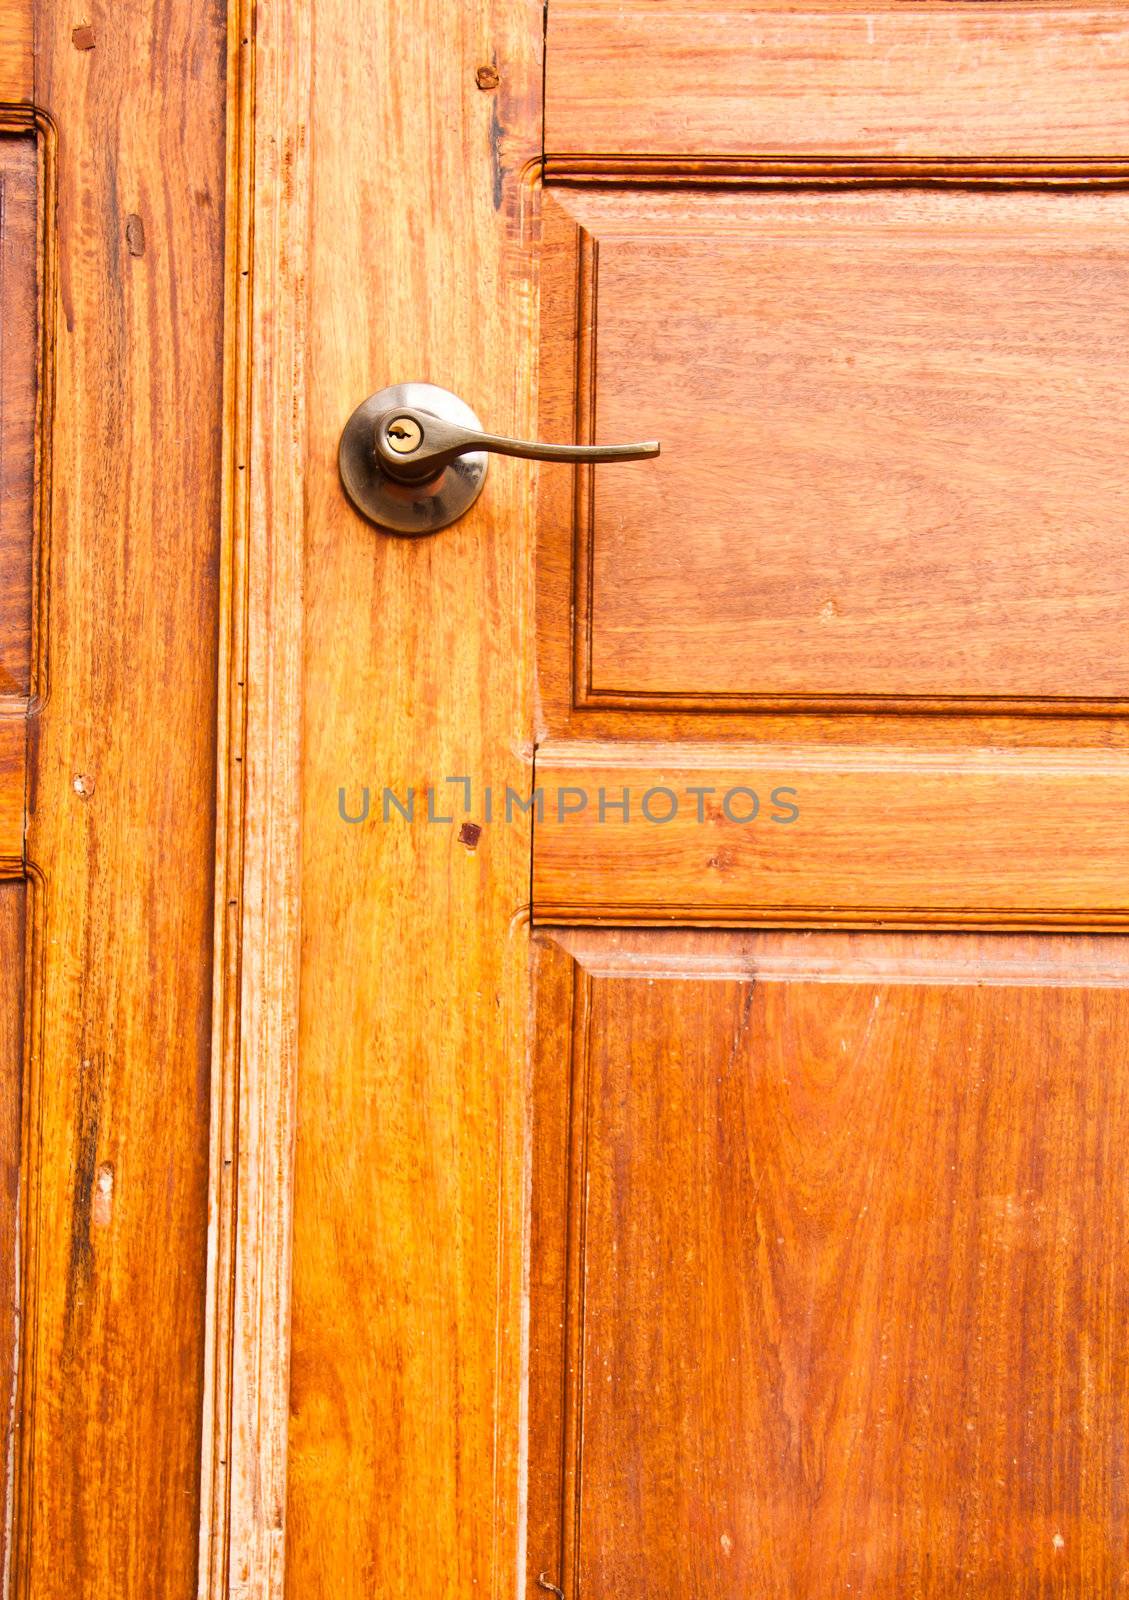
339;381;660;535
376;408;659;481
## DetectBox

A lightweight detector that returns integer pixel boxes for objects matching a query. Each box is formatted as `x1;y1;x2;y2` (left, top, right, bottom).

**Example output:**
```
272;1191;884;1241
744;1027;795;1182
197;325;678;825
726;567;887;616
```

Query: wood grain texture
545;2;1129;163
197;1;308;1595
0;133;35;700
529;927;1129;1598
0;884;24;1592
539;187;1129;714
17;1;227;1594
282;2;541;1598
0;0;32;104
533;743;1129;926
0;718;22;877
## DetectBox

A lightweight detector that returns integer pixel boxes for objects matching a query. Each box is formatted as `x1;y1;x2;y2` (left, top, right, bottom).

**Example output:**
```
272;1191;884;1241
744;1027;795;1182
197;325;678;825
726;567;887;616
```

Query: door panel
528;5;1129;1597
530;929;1129;1598
541;188;1129;711
0;130;34;882
545;2;1129;166
533;744;1129;925
0;132;35;698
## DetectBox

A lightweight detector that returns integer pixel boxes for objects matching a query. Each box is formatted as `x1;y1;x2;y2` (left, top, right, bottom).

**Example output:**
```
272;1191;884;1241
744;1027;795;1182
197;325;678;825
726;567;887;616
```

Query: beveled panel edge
546;158;1129;186
578;689;1129;719
542;925;1129;989
536;736;1129;775
571;222;596;710
535;905;1129;932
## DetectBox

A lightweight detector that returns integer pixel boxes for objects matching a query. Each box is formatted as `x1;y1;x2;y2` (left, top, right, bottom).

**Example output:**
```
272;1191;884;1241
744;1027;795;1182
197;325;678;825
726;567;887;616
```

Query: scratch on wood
91;1163;114;1229
725;982;755;1078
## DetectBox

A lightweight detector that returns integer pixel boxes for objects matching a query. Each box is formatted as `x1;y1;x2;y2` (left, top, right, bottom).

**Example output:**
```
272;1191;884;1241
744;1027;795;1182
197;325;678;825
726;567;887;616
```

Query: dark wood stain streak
62;1050;103;1351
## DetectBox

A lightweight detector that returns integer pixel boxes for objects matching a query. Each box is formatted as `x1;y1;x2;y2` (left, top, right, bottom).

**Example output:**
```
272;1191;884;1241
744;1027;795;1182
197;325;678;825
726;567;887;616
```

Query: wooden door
523;14;1129;1597
3;0;1129;1597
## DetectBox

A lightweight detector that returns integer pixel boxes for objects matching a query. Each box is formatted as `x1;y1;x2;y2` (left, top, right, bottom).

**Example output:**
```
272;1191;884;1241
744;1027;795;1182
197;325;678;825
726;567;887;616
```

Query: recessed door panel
529;929;1129;1599
0;133;36;699
541;188;1129;712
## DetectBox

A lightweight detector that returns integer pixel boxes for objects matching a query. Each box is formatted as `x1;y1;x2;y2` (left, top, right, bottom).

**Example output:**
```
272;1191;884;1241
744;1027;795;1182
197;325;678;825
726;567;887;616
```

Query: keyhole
385;415;423;454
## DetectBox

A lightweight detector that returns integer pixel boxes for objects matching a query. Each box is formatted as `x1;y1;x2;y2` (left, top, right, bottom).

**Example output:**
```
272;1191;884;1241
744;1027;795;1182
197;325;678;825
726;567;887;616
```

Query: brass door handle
375;408;659;480
339;381;659;535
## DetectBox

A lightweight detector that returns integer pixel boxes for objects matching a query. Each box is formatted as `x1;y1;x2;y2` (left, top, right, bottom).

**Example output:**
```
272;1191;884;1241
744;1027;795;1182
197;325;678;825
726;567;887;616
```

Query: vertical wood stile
199;0;310;1595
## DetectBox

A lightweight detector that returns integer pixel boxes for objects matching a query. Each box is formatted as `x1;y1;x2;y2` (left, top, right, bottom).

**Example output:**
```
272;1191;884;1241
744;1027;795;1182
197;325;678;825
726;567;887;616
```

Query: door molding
198;0;309;1594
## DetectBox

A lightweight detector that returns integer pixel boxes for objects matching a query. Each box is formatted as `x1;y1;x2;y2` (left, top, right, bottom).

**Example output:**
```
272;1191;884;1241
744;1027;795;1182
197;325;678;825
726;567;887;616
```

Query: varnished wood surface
0;133;36;700
0;884;24;1590
0;718;22;876
282;2;542;1597
533;18;1129;1596
530;927;1129;1598
545;2;1129;164
0;0;32;103
18;1;227;1594
539;187;1129;714
533;742;1129;926
198;2;307;1597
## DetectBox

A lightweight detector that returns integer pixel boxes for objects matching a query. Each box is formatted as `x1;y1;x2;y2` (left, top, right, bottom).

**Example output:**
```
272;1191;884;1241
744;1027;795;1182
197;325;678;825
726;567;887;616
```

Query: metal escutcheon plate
338;382;488;535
